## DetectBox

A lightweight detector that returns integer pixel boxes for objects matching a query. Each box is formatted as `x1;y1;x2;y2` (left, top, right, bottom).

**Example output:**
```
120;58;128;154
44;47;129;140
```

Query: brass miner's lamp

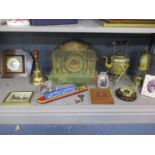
133;48;152;87
30;48;47;86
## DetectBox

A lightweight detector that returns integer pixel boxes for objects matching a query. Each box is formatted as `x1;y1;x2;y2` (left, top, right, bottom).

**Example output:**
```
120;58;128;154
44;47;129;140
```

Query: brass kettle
103;41;130;76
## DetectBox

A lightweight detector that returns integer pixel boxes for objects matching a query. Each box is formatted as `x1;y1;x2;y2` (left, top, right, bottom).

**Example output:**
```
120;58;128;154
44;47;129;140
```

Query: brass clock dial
65;55;84;73
6;56;23;72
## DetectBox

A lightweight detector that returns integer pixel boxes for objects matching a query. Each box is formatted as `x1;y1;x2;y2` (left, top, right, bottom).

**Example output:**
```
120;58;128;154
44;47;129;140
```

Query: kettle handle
112;40;128;56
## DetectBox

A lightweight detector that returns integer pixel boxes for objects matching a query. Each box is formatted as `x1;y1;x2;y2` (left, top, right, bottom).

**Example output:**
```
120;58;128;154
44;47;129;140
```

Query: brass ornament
103;41;130;76
138;48;151;71
133;48;152;87
30;48;47;86
115;86;137;101
103;41;130;85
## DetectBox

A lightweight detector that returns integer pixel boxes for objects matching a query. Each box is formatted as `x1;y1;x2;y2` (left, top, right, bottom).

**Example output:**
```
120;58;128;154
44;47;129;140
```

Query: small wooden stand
90;88;114;104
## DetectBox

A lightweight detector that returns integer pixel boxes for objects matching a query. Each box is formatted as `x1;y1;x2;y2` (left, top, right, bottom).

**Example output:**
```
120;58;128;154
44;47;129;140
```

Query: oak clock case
0;49;33;78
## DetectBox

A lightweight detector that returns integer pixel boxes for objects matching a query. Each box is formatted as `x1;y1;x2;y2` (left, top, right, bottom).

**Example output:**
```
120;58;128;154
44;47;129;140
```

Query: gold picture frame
2;91;34;105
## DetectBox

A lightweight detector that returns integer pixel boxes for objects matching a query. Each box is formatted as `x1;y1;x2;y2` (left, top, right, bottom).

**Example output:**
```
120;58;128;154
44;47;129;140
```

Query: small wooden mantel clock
0;49;33;78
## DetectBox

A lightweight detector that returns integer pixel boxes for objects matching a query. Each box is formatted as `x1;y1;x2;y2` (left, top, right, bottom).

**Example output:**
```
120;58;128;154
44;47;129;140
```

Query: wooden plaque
90;88;114;104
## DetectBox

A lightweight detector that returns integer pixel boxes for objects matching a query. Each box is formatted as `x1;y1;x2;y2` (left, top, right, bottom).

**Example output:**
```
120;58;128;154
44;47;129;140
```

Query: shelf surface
1;20;155;33
0;78;155;124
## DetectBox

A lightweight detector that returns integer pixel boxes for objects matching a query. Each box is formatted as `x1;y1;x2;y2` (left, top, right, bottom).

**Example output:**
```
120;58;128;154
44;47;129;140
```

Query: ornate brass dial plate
64;55;84;73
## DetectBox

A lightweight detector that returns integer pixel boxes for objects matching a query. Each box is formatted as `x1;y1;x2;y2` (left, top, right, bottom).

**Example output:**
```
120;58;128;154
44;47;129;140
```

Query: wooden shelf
1;20;155;33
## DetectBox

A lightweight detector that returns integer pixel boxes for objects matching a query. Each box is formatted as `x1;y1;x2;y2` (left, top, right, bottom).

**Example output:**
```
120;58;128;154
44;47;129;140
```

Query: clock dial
6;56;23;72
1;49;33;78
65;55;84;73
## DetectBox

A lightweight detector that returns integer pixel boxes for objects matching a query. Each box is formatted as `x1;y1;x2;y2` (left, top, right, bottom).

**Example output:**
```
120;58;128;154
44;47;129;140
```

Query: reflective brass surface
138;48;151;71
104;41;130;76
30;69;48;86
104;55;130;76
115;86;137;101
30;48;47;86
133;48;152;87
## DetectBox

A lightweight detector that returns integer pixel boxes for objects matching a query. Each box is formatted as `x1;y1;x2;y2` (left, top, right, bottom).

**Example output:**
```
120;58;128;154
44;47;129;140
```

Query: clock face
64;55;84;73
6;56;23;73
1;49;33;78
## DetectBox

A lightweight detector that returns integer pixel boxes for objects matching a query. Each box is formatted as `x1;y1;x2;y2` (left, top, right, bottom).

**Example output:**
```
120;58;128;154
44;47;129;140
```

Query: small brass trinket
115;86;137;101
30;48;47;86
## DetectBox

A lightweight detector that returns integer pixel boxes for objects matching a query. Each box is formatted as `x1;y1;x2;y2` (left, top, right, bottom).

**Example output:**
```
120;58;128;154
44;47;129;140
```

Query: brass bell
30;48;47;86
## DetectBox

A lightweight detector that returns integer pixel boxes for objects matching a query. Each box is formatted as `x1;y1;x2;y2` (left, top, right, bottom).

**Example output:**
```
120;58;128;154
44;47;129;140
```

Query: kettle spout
103;56;112;69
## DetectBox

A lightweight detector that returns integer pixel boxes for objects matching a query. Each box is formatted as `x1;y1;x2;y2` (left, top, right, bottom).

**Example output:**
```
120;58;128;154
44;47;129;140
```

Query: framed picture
2;91;34;105
0;49;33;78
141;74;155;98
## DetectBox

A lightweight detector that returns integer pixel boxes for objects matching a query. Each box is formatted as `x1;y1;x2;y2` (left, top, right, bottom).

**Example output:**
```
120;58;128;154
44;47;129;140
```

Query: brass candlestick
30;48;47;86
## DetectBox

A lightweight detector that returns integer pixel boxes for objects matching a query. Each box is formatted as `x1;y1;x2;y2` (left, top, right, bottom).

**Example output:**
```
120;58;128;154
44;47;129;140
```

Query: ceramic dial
6;56;23;72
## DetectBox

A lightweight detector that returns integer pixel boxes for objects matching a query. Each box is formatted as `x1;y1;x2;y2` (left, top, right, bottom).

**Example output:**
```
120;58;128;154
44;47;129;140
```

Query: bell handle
33;48;40;69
